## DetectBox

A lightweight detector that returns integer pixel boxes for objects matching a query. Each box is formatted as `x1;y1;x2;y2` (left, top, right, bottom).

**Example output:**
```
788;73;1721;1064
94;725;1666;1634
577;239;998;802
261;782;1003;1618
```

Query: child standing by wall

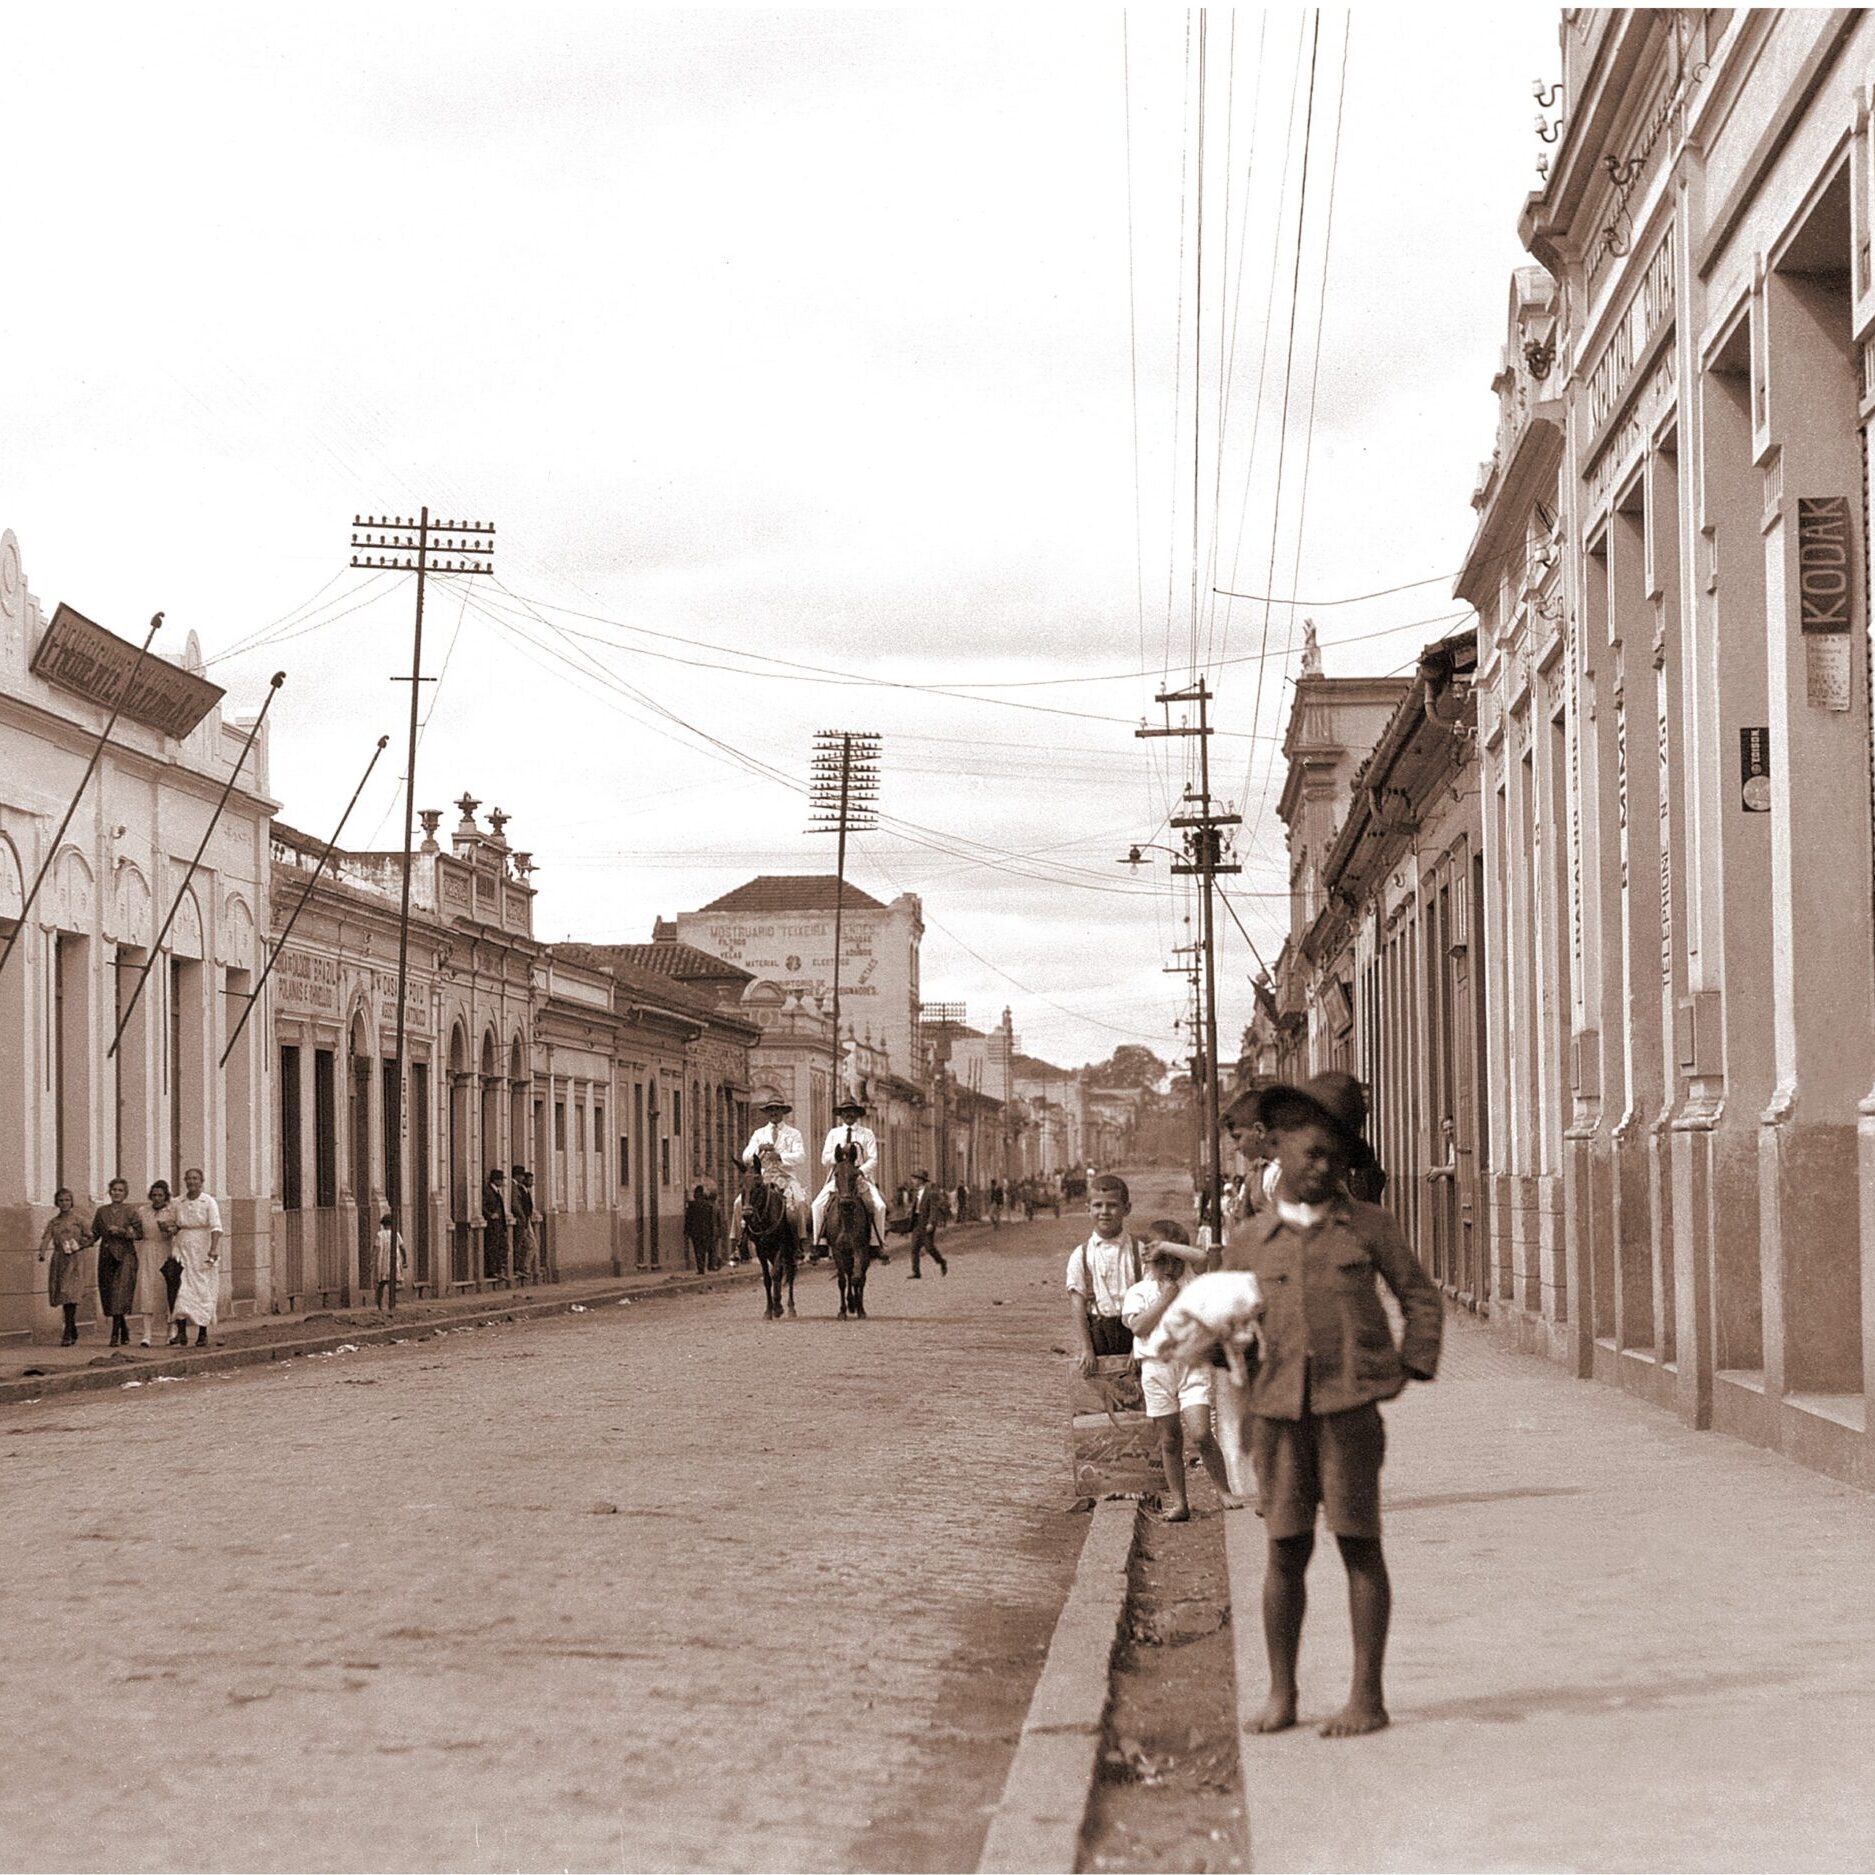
1224;1072;1442;1738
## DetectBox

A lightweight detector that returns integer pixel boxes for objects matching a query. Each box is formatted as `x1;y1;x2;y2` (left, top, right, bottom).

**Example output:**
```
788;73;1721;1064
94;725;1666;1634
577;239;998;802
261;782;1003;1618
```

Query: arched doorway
479;1029;506;1283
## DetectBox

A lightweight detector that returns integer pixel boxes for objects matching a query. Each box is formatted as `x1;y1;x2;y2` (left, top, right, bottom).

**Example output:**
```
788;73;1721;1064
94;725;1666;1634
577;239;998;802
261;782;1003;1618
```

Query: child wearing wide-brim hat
1220;1070;1442;1739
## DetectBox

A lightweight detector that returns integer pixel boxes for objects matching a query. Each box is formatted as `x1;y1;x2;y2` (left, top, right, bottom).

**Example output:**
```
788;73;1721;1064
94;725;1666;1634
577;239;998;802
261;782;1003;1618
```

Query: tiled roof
588;940;753;985
696;875;886;915
550;943;757;1030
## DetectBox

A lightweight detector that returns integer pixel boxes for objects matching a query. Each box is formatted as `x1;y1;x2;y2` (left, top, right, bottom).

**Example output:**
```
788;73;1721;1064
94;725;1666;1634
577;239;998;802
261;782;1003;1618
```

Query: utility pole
1136;680;1240;1254
808;729;880;1081
1164;942;1203;1180
919;1001;966;1190
350;511;495;1312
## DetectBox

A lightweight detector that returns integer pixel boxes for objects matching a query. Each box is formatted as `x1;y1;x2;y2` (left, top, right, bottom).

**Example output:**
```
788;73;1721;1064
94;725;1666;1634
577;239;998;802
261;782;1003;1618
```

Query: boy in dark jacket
1222;1071;1442;1738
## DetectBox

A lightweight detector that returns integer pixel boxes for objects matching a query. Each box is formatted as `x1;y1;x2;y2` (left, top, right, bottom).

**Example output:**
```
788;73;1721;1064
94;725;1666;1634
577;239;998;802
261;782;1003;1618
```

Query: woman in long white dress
170;1167;223;1348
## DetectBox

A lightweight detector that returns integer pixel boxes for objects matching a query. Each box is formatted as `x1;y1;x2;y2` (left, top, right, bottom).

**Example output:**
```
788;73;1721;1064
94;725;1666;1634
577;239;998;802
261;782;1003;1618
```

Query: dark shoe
908;1270;922;1280
195;1328;209;1348
936;1260;948;1276
59;1331;77;1348
874;1248;891;1264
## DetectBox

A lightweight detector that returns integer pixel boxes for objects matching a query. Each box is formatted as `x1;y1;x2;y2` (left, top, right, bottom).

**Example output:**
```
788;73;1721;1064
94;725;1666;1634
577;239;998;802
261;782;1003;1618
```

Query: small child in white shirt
1121;1218;1243;1522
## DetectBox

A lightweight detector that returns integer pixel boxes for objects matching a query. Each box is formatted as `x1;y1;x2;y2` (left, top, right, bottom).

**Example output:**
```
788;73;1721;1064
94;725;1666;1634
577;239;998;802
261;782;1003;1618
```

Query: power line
1238;8;1323;814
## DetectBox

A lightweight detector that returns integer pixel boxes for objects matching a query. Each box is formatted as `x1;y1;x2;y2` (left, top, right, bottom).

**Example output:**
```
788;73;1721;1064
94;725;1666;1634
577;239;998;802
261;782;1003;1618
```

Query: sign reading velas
29;603;224;739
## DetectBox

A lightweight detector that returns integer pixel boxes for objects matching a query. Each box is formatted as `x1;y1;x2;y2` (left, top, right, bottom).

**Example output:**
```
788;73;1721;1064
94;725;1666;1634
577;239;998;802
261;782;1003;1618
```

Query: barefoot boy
1222;1072;1441;1738
1121;1219;1242;1521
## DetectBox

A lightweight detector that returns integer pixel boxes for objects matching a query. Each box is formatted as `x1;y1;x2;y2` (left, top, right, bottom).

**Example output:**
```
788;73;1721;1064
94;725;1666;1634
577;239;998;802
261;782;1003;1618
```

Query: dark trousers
910;1226;946;1274
1087;1313;1131;1358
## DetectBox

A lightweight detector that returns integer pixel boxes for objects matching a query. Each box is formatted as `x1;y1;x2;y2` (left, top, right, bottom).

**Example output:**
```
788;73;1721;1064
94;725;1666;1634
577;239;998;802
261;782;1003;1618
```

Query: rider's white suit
811;1121;889;1244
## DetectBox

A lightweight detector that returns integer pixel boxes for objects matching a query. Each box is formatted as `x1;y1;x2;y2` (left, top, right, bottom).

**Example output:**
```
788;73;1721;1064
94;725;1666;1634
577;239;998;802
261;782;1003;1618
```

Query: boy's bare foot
1217;1490;1246;1510
1319;1699;1389;1738
1158;1501;1190;1523
1247;1692;1298;1734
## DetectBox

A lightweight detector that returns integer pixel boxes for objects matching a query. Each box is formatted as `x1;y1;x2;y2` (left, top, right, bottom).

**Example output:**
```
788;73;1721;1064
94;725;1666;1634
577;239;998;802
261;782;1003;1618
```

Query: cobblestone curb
977;1495;1141;1874
0;1263;763;1410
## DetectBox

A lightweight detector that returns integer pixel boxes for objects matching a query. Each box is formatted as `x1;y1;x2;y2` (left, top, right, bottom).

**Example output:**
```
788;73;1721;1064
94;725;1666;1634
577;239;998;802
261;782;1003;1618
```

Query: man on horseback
740;1090;811;1250
812;1093;890;1256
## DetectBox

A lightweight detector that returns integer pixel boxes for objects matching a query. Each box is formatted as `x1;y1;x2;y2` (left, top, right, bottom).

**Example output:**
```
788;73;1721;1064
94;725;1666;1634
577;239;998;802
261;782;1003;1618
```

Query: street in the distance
1;1216;1090;1874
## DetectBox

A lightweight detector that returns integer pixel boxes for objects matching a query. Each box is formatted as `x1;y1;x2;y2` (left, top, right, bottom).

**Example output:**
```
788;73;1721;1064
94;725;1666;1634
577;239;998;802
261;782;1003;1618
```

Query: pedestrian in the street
90;1179;143;1348
1121;1219;1241;1521
989;1178;1005;1228
510;1163;540;1283
1224;1072;1441;1739
953;1180;968;1225
141;1178;180;1347
374;1211;408;1309
684;1184;719;1274
481;1169;509;1281
37;1188;93;1346
908;1168;946;1278
1065;1173;1142;1376
170;1168;223;1348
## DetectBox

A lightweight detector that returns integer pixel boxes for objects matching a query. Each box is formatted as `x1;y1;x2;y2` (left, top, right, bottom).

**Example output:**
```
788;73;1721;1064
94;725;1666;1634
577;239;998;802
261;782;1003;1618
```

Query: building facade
1477;8;1875;1486
675;875;924;1080
270;797;539;1306
1;534;275;1340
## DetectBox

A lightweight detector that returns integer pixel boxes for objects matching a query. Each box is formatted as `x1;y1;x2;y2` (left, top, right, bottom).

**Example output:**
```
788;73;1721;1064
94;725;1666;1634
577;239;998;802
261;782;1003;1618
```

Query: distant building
675;875;924;1081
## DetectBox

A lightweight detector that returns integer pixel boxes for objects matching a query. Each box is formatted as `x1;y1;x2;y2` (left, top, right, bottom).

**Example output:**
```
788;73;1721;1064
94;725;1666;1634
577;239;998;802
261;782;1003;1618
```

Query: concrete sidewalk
1226;1311;1875;1872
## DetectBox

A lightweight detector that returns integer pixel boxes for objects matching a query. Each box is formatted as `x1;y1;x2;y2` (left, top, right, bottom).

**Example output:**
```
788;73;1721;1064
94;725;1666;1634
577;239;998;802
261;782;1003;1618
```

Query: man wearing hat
741;1090;811;1248
1220;1069;1441;1741
811;1091;890;1255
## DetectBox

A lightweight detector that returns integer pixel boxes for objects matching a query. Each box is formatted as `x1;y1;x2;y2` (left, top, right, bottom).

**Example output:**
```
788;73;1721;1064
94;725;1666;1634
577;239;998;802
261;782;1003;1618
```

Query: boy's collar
1253;1197;1352;1240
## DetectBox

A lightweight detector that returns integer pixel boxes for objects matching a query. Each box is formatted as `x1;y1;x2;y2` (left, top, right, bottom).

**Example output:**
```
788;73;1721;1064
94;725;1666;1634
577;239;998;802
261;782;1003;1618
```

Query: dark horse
826;1144;877;1320
740;1162;798;1320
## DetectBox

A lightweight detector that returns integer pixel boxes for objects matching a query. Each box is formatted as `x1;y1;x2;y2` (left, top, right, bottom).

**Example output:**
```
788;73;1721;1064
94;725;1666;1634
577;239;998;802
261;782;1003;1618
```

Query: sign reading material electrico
30;603;225;738
1798;497;1854;712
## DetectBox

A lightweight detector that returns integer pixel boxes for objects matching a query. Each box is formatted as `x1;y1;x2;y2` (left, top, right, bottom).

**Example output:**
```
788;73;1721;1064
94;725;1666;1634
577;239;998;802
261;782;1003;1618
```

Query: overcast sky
2;4;1559;1070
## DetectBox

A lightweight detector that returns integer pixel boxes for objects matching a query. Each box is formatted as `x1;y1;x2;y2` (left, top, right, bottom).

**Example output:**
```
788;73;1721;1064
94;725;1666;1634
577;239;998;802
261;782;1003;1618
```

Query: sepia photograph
2;6;1873;1872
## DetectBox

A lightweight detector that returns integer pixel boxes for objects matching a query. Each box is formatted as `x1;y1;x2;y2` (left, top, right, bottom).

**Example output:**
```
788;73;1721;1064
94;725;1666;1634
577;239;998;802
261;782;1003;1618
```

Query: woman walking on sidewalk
169;1168;223;1348
91;1180;143;1347
38;1189;93;1345
141;1179;179;1347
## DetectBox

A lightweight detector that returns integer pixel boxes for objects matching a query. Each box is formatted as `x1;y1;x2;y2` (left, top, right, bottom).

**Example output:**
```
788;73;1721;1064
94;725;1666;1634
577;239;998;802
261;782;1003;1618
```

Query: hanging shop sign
30;603;224;738
1738;726;1771;813
1797;497;1854;712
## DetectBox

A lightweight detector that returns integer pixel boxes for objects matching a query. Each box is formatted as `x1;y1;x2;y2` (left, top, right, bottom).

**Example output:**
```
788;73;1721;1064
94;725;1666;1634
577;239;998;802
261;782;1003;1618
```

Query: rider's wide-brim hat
1250;1070;1377;1172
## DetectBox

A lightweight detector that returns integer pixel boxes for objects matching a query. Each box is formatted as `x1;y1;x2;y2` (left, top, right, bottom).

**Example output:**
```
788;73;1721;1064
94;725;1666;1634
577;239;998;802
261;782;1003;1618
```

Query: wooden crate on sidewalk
1068;1354;1157;1497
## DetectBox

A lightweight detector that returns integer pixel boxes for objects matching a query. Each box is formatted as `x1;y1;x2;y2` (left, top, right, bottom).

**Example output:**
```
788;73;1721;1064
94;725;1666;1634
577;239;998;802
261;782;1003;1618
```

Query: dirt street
0;1198;1136;1873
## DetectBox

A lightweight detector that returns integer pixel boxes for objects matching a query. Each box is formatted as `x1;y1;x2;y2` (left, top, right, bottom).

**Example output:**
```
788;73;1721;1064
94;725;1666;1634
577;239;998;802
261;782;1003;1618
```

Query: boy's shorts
1248;1404;1386;1540
1139;1356;1211;1419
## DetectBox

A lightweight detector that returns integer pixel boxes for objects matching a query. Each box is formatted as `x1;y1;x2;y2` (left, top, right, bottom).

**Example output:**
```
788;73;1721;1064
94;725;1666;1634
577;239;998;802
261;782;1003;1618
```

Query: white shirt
742;1121;808;1184
1120;1271;1182;1361
1065;1231;1143;1319
1275;1196;1331;1231
821;1122;879;1181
